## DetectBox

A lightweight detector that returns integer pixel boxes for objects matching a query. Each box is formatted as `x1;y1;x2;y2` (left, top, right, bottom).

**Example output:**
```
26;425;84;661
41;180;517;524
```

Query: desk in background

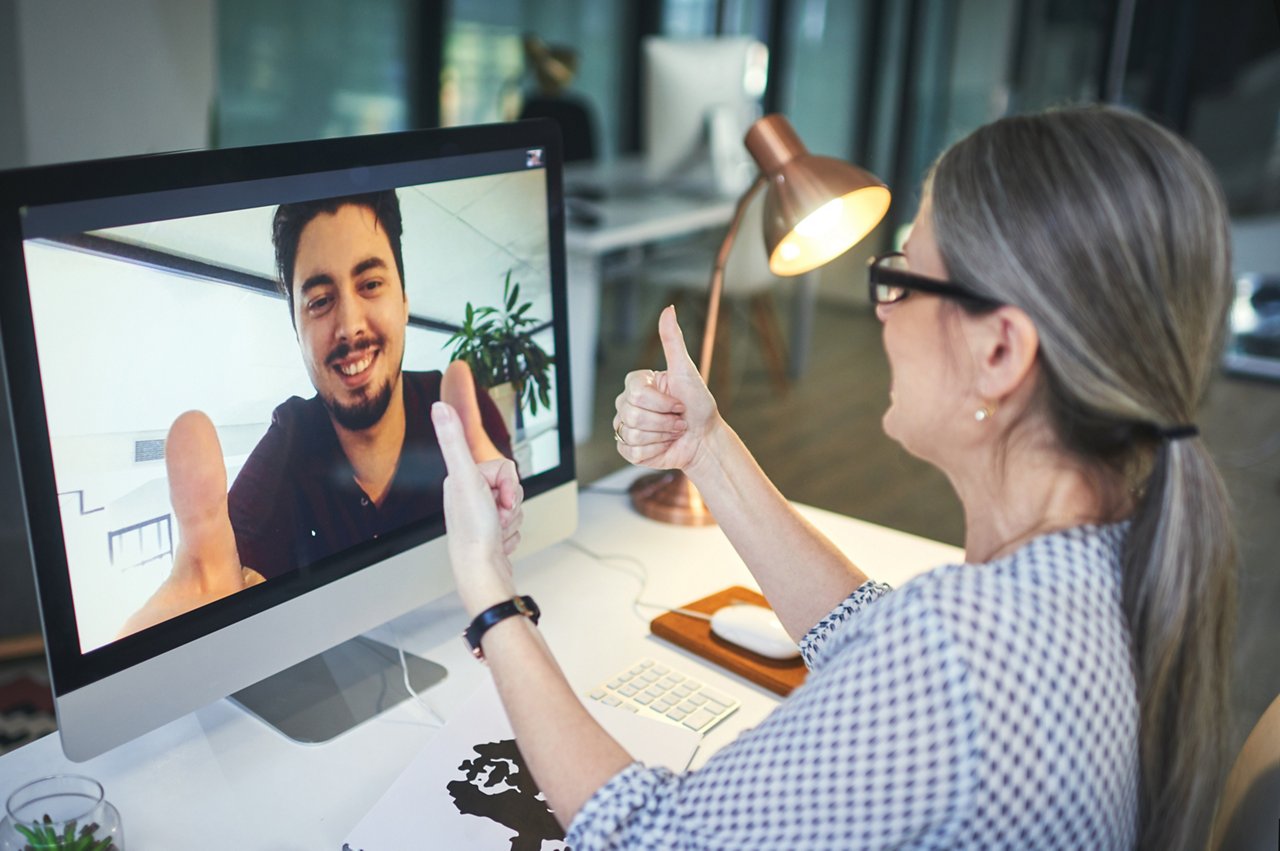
0;468;962;848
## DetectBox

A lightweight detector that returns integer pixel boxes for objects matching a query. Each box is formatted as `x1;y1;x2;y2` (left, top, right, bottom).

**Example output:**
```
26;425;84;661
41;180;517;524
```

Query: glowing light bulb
794;197;845;238
779;242;801;262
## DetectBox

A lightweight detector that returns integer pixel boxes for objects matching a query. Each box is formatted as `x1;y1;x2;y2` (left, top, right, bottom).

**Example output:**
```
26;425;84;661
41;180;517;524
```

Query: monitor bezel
0;119;573;699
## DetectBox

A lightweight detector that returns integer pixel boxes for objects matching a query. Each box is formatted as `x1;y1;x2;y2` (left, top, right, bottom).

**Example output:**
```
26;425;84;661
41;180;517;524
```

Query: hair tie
1155;424;1199;441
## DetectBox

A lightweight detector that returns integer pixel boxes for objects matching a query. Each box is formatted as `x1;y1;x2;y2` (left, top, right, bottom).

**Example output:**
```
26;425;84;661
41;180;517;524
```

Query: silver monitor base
229;635;447;744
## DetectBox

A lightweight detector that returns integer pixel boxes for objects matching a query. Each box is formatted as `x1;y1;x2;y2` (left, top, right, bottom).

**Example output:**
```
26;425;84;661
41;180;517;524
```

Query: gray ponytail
930;105;1237;851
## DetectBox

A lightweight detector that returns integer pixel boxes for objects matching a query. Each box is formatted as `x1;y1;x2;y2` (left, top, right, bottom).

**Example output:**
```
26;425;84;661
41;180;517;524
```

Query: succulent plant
12;814;116;850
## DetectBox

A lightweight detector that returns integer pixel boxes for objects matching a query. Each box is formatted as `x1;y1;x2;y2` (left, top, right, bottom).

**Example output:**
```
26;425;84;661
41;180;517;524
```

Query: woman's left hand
432;401;524;616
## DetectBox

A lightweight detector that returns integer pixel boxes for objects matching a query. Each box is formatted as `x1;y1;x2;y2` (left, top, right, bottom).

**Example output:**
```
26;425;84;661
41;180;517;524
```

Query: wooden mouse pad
649;586;807;697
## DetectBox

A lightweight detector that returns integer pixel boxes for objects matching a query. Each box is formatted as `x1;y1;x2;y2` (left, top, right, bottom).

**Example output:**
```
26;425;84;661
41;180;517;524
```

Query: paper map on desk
343;675;701;850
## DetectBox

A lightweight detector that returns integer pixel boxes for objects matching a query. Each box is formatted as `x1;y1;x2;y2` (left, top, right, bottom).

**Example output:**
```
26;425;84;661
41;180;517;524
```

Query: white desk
0;468;962;848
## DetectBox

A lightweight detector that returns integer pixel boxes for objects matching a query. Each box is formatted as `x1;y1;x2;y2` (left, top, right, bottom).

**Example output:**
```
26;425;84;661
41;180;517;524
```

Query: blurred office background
0;0;1277;755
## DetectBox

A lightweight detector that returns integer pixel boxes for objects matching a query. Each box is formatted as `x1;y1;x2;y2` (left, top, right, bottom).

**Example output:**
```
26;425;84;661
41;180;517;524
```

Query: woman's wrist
458;556;518;618
684;416;732;486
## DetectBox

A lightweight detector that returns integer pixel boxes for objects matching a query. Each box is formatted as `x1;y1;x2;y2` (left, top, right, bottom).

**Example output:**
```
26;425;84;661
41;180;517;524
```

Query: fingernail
673;403;685;413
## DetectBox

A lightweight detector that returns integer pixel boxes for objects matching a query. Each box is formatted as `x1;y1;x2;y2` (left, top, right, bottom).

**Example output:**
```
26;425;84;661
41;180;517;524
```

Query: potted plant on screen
445;270;554;436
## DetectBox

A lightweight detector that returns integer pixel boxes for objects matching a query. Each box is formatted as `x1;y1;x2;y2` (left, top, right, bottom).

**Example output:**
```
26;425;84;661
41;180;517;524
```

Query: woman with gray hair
431;105;1235;850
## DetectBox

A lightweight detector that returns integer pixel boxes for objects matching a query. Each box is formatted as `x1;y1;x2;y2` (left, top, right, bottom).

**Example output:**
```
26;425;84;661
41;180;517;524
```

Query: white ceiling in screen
90;168;554;329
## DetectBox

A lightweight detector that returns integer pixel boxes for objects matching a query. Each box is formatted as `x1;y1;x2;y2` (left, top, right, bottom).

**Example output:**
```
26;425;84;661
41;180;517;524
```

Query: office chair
1208;691;1280;850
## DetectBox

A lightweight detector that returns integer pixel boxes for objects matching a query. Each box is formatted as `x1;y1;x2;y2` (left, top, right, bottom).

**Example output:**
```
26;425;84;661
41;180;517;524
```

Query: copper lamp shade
746;115;891;277
630;114;890;526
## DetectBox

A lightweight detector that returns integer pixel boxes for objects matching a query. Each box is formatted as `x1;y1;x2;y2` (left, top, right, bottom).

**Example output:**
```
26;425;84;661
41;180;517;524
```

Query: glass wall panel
216;0;411;148
779;0;867;159
445;0;625;159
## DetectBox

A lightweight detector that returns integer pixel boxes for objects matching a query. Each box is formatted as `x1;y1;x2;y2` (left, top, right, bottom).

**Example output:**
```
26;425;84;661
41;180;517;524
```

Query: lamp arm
698;175;767;384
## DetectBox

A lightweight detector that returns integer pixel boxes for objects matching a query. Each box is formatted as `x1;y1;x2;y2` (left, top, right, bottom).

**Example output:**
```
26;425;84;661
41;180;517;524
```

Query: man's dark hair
271;190;405;317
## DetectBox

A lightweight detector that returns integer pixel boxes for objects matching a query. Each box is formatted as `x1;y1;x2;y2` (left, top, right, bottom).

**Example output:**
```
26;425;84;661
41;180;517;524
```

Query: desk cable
387;621;447;728
564;538;710;623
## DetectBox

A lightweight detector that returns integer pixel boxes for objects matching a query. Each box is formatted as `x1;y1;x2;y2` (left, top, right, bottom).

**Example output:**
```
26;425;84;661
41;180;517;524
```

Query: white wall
12;0;215;165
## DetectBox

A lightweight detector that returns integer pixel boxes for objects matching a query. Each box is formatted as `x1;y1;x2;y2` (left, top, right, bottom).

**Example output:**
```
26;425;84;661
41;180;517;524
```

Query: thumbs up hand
613;306;720;472
118;411;262;639
432;400;520;617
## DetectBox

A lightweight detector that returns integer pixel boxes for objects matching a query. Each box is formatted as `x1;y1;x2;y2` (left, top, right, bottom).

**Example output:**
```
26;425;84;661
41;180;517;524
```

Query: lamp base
628;470;717;526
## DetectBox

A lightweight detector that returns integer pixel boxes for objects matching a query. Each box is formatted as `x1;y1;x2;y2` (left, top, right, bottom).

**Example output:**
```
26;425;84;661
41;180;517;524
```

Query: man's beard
325;377;395;431
322;335;399;431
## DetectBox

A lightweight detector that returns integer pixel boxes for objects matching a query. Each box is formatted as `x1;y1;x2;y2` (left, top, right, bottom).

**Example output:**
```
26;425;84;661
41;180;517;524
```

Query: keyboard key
585;659;741;736
701;688;734;707
682;708;717;731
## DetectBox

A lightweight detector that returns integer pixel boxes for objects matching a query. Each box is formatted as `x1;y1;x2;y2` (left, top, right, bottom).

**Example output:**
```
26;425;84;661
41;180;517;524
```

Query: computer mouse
709;603;800;660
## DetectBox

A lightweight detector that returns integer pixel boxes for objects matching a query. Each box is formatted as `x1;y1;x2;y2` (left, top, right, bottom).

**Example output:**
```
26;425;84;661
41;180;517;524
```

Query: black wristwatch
463;596;540;661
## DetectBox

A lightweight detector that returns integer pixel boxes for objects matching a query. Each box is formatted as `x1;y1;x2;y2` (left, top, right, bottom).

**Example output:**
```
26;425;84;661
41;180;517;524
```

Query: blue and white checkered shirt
566;523;1139;849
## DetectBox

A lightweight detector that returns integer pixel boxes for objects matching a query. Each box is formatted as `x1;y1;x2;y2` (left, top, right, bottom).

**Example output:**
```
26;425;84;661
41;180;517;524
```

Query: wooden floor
578;288;1280;756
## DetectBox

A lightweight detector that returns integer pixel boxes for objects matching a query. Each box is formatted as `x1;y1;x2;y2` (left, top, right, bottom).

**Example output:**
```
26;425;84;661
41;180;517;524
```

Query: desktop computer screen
643;36;769;194
0;120;577;760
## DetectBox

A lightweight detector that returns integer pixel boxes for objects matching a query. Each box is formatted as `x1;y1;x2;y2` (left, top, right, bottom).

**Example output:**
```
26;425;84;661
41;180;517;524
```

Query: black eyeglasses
867;252;1002;309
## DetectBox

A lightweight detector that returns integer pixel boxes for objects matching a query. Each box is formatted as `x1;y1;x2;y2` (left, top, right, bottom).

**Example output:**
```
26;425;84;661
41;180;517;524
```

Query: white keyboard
586;658;741;734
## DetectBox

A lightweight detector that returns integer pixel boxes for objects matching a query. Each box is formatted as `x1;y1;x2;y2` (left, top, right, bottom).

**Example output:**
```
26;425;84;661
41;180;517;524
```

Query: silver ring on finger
614;421;629;445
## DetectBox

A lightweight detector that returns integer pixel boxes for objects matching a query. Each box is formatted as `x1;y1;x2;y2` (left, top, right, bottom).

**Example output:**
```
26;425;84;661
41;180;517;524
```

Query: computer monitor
642;36;769;193
0;119;577;761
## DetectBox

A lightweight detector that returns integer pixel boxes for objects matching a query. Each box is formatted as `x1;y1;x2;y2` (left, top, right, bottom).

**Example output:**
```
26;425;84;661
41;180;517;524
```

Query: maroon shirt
227;370;511;580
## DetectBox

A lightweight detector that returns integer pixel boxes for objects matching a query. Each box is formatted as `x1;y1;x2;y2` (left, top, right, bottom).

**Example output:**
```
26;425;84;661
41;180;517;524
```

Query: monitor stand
228;636;447;744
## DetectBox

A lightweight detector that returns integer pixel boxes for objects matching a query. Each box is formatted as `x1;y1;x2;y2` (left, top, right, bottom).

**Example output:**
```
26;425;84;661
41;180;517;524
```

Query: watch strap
463;595;540;661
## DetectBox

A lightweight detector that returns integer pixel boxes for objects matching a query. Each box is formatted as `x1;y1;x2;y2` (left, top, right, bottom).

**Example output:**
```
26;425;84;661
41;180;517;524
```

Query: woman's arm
686;419;869;640
479;615;633;827
432;401;632;827
615;307;869;638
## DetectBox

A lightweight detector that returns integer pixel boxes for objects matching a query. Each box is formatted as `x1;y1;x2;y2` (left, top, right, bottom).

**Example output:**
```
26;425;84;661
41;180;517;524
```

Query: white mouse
709;603;800;660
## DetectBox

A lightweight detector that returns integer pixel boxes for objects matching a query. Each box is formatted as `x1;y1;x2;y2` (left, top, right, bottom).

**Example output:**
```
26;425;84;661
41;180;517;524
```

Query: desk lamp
630;114;891;525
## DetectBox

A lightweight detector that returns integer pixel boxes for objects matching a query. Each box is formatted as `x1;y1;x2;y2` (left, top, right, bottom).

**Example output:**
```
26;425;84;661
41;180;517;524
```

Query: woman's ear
967;305;1040;401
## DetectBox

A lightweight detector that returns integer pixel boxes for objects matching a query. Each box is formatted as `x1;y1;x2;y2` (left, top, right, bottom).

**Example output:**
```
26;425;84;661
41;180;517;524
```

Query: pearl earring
974;405;995;422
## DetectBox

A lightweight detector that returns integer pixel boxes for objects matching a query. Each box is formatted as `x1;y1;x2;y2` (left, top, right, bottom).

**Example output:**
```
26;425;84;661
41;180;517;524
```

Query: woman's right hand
614;306;720;472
